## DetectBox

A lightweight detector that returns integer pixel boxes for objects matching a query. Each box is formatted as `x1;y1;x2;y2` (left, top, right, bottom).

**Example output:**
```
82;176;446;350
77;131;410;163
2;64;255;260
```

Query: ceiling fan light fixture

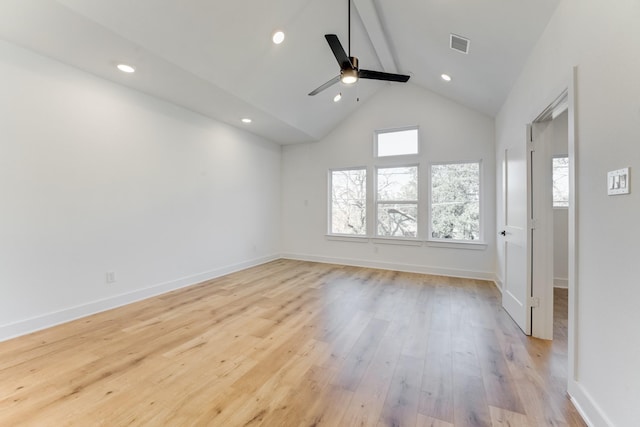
341;68;358;84
333;93;342;102
441;73;452;82
307;0;409;96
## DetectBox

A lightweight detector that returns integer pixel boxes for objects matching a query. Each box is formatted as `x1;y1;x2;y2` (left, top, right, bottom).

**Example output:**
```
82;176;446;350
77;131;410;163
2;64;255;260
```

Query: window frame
374;163;420;240
428;159;483;244
374;125;420;159
327;166;368;237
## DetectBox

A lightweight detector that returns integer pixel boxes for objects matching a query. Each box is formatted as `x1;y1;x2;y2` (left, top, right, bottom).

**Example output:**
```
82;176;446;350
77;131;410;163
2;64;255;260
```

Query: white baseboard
0;254;279;343
281;252;496;282
568;380;614;427
493;277;504;294
554;277;569;288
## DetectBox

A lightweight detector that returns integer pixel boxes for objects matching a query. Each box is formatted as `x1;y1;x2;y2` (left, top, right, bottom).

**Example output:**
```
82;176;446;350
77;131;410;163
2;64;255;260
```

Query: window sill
325;235;488;250
325;234;425;247
325;234;369;243
425;240;487;250
371;237;422;247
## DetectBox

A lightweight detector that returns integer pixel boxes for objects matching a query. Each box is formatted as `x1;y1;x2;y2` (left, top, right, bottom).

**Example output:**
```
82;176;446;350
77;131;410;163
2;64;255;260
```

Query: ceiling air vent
450;34;470;54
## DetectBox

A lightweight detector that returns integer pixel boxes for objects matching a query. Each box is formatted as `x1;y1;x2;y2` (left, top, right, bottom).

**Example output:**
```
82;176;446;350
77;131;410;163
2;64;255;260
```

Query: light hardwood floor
0;260;585;426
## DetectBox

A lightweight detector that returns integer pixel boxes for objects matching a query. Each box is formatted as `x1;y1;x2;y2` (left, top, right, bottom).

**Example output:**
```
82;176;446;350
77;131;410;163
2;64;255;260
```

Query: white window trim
325;234;370;243
326;128;487;250
327;166;368;237
427;159;484;244
374;164;419;239
425;240;487;250
371;237;422;246
374;125;420;159
325;235;487;249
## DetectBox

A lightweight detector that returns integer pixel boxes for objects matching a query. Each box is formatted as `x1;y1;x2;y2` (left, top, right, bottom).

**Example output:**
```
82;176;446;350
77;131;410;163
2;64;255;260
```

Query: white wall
495;1;640;425
552;110;569;287
0;41;282;340
282;83;496;279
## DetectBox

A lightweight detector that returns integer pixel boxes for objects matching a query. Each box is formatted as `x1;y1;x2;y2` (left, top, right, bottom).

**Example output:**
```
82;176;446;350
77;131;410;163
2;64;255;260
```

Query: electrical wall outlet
106;272;116;284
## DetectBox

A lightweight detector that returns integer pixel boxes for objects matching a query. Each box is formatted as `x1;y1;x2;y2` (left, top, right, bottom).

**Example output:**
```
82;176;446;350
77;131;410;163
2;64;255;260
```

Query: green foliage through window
330;169;367;235
376;166;418;237
431;162;480;240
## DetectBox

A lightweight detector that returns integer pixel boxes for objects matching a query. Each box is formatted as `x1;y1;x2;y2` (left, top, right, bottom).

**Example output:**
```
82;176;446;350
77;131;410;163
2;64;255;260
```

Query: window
552;156;569;208
376;166;418;238
375;127;419;157
329;168;367;235
430;162;480;241
328;126;485;247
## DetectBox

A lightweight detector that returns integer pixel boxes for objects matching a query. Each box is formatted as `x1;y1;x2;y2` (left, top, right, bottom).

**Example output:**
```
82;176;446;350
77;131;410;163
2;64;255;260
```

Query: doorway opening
500;68;578;410
528;79;579;407
530;90;569;341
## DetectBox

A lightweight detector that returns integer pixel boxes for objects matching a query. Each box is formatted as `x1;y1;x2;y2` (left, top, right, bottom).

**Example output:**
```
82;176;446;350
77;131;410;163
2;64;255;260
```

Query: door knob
500;230;506;236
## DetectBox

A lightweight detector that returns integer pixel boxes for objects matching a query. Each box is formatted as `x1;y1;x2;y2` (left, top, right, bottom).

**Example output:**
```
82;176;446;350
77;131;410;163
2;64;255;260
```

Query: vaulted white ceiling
0;0;560;144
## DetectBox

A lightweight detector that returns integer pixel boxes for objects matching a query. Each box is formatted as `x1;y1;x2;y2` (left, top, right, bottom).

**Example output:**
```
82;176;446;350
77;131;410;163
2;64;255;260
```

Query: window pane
431;162;480;241
377;128;418;157
330;169;367;235
377;166;418;201
377;203;418;237
553;157;569;207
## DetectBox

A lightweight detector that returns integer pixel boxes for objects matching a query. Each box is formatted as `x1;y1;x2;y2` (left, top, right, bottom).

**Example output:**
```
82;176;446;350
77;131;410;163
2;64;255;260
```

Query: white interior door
500;128;531;335
531;121;555;339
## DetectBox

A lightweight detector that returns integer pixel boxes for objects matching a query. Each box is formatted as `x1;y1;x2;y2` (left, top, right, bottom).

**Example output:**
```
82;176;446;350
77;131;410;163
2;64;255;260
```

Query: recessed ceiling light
441;73;452;82
333;93;342;102
272;31;285;45
117;64;136;73
241;118;252;124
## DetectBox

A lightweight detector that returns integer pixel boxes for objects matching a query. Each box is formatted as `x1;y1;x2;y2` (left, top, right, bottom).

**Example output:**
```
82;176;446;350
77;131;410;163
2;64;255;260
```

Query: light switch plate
607;167;630;195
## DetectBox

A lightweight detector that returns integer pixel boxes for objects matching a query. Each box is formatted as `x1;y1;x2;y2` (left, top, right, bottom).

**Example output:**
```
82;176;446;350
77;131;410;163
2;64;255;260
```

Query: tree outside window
329;168;367;235
376;166;418;238
552;156;569;208
431;162;480;241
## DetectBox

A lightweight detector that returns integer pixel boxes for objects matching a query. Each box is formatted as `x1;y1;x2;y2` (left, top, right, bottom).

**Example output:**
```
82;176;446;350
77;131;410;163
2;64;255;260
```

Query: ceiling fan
308;0;410;96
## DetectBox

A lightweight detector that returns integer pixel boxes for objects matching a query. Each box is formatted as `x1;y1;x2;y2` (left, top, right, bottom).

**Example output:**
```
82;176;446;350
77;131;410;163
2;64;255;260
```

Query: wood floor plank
450;329;493;427
489;405;533;426
473;326;526;414
416;413;455;427
340;316;412;427
0;260;586;426
377;354;424;427
333;317;389;391
452;372;492;427
419;330;454;423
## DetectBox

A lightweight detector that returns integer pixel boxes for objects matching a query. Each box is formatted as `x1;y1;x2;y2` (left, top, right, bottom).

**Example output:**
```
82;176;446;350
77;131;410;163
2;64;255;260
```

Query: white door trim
566;66;579;395
526;67;578;395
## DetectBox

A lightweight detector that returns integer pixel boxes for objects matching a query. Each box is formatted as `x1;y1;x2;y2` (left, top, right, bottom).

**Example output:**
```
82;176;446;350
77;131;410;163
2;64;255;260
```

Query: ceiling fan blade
325;34;353;69
359;69;411;83
308;75;341;96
